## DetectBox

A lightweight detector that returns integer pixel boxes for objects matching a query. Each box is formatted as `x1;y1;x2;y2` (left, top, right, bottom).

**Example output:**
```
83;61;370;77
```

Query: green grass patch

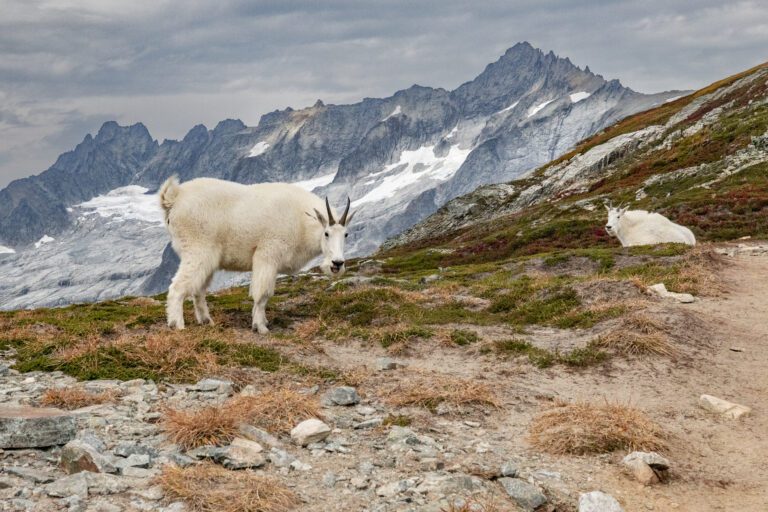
449;329;480;346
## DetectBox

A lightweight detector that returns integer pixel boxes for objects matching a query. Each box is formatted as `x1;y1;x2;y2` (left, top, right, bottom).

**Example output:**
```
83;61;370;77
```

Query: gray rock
501;461;519;477
115;454;151;470
622;451;670;470
354;417;383;429
120;466;158;478
416;473;482;494
375;358;399;371
76;430;107;452
191;378;232;394
45;473;89;498
113;442;158;459
268;448;297;468
60;439;117;474
325;386;361;406
186;445;227;460
358;461;375;475
290;419;331;446
322;472;337;488
376;478;417;497
130;485;165;501
498;478;547;511
84;473;130;495
6;466;55;483
0;406;76;448
579;491;624;512
164;452;196;468
238;423;282;447
215;438;266;469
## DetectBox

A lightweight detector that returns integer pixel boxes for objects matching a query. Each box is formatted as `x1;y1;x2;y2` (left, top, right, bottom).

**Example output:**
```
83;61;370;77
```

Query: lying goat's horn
339;197;351;226
325;197;336;226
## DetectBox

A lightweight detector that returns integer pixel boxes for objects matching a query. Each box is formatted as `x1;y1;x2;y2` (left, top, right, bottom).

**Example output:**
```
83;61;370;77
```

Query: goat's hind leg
167;256;217;330
192;273;215;325
250;257;277;335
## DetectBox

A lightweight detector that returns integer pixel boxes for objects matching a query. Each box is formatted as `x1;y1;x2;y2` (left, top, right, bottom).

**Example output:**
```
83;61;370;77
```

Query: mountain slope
383;61;768;259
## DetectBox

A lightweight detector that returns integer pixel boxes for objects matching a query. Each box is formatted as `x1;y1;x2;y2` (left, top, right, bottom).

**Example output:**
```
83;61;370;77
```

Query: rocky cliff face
0;42;685;309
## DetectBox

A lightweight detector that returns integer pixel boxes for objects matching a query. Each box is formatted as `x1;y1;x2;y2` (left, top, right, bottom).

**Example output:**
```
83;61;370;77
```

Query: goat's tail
158;175;180;223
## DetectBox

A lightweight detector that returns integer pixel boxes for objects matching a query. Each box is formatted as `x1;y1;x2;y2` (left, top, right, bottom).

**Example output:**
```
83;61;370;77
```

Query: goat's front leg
250;258;277;335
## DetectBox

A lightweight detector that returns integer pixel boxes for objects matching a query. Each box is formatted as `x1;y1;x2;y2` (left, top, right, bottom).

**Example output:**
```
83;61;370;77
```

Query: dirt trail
311;250;768;511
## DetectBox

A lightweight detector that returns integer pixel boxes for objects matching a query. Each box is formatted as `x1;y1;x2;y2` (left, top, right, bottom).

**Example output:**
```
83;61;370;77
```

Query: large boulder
0;406;76;448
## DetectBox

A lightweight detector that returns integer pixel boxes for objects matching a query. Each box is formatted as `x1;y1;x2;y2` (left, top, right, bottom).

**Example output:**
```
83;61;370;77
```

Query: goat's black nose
332;260;345;267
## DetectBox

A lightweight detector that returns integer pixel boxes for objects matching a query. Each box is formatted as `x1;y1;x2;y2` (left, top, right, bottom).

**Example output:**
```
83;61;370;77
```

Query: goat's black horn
339;197;351;225
325;197;336;225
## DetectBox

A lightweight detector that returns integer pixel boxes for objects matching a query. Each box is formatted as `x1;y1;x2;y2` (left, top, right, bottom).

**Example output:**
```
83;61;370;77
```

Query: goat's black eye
324;232;329;237
344;233;348;238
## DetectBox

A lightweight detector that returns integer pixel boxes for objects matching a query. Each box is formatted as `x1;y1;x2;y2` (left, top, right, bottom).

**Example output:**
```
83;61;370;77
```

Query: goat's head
604;201;628;237
308;197;357;276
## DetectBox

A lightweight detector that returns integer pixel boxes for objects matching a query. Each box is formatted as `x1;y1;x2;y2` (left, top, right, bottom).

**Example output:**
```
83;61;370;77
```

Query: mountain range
0;42;685;310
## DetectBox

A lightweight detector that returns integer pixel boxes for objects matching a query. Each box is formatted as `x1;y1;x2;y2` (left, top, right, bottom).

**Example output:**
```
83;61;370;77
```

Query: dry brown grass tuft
596;312;676;357
292;318;324;341
162;388;321;449
40;387;118;410
529;400;667;455
233;388;322;434
383;371;500;413
162;403;245;450
158;463;299;512
674;246;726;296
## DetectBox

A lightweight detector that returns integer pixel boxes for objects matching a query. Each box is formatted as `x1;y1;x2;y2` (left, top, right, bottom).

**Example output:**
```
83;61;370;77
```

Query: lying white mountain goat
604;203;696;247
159;176;356;333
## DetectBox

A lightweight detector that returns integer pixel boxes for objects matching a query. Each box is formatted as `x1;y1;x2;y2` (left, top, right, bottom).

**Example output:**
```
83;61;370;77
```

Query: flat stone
85;473;130;495
60;440;117;474
6;466;56;483
416;473;482;495
115;454;151;470
699;394;752;419
130;485;165;501
325;386;360;406
0;406;76;448
498;478;547;511
191;378;232;394
238;423;282;447
290;419;331;447
376;478;417;497
354;417;383;429
76;430;107;452
215;438;266;469
45;473;89;498
121;466;158;478
375;358;399;371
622;451;670;470
579;491;624;512
113;442;158;458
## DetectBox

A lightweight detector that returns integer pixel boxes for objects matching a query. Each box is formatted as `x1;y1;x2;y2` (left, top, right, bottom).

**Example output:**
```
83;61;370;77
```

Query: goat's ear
307;209;328;228
620;206;629;214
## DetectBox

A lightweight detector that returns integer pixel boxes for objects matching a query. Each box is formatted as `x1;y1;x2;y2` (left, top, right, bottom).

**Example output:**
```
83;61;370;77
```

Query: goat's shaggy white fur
159;176;353;332
605;206;696;247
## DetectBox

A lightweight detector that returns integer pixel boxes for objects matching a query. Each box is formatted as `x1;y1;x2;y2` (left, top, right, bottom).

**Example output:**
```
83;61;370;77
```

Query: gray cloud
1;0;766;187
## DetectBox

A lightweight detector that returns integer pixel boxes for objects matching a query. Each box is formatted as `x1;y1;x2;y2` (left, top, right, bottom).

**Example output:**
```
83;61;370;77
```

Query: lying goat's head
604;201;628;237
309;197;356;276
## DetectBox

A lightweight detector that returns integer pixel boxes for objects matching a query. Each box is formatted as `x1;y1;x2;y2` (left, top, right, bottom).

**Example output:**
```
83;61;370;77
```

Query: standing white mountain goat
158;176;357;333
604;203;696;247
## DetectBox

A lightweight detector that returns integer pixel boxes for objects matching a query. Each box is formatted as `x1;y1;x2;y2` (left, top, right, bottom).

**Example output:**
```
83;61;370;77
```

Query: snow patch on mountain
354;144;472;206
248;141;270;157
499;100;520;113
34;235;55;249
292;172;337;192
570;92;591;103
383;105;402;121
528;99;555;118
77;186;164;226
0;245;15;254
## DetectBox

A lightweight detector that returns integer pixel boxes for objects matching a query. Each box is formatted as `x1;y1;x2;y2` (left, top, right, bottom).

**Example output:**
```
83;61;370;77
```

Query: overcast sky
1;0;766;188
